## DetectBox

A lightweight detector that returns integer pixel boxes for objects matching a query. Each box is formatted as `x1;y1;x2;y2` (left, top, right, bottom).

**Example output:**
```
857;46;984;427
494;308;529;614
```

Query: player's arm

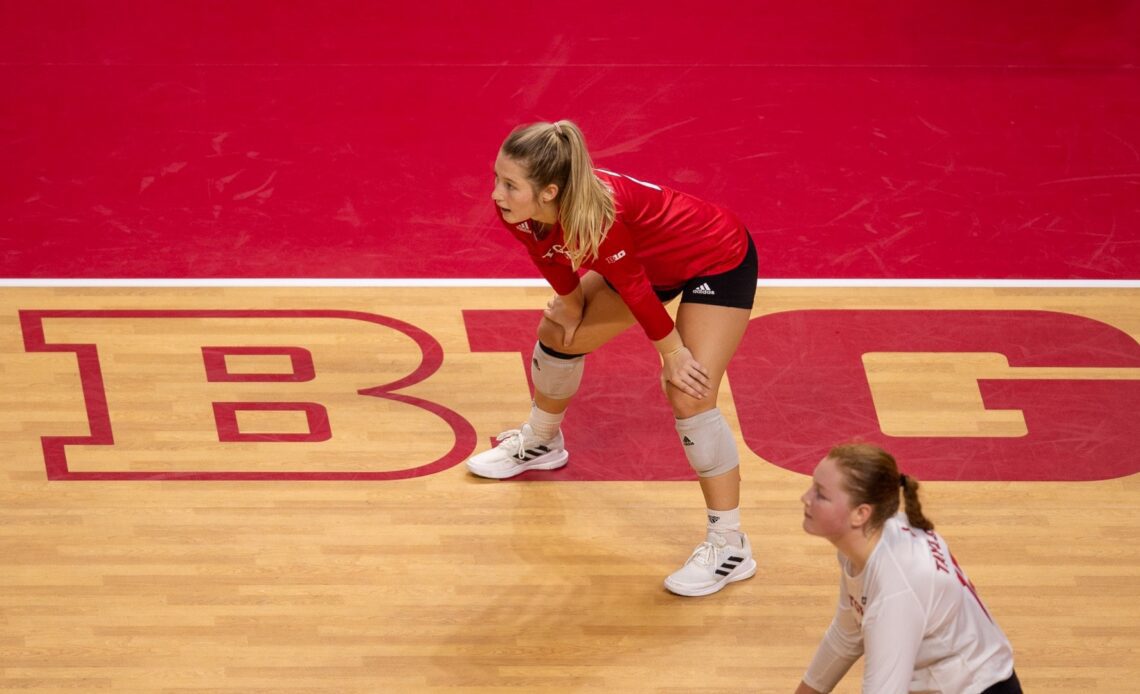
531;251;581;297
652;327;711;399
860;592;924;693
800;572;863;693
520;243;587;347
800;619;863;693
597;225;710;399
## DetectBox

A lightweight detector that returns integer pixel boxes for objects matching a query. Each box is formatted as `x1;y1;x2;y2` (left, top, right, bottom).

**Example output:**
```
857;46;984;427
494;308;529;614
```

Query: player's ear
850;503;873;531
540;183;559;204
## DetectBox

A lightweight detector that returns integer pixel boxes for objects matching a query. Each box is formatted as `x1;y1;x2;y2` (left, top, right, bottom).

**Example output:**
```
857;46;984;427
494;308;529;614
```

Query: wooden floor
2;285;1138;693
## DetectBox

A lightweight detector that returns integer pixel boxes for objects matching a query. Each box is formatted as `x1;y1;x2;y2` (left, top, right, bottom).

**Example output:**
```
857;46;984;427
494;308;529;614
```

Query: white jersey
803;514;1015;693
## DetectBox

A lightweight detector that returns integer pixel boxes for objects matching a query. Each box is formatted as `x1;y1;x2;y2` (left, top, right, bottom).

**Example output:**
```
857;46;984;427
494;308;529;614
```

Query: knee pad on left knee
675;408;739;478
531;341;585;400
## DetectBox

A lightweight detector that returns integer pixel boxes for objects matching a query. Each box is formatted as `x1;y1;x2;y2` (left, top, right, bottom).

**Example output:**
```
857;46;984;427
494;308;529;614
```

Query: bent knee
667;387;719;419
537;317;598;355
536;317;563;347
674;407;739;478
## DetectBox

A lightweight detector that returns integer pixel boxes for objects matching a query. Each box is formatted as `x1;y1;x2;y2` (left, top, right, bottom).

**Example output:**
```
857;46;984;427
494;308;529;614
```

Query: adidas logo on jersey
692;282;715;295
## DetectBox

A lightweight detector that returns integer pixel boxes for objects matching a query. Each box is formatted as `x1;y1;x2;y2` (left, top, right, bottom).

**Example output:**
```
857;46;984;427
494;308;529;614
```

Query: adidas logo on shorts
682;435;695;446
692;282;715;295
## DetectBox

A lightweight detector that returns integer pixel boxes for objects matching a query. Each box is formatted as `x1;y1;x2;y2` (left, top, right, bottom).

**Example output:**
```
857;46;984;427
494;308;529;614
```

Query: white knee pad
531;342;585;400
676;408;739;478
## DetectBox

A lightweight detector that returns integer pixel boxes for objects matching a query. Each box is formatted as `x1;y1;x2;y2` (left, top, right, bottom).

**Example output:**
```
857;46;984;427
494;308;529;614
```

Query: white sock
706;506;741;536
527;404;564;442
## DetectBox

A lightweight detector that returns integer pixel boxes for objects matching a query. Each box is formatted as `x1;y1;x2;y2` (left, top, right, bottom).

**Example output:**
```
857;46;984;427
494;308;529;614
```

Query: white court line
0;278;1137;288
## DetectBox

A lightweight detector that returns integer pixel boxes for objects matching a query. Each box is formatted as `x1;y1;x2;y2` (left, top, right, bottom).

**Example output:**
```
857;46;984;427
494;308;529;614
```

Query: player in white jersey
795;443;1021;694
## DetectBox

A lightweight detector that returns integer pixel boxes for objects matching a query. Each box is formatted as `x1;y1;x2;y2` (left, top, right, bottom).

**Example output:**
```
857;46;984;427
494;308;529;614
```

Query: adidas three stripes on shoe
664;531;757;597
465;424;569;479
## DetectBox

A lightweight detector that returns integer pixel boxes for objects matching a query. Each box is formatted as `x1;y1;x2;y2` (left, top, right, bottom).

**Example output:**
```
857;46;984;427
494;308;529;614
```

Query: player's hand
661;346;710;399
543;295;584;348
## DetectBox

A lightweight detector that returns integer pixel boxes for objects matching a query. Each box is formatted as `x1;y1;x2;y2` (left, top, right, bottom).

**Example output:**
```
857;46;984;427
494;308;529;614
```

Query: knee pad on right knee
675;408;739;478
531;341;585;400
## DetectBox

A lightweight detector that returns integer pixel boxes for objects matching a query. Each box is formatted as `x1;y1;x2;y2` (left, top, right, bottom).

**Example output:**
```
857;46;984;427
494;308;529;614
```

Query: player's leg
663;301;756;595
466;272;635;479
531;270;638;414
663;235;758;596
669;301;751;507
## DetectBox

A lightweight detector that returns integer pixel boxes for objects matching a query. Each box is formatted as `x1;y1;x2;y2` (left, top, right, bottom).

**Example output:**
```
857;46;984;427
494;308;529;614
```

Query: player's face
801;456;857;540
492;152;556;224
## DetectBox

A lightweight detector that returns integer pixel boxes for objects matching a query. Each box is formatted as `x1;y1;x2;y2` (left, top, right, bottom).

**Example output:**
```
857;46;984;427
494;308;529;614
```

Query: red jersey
502;169;749;341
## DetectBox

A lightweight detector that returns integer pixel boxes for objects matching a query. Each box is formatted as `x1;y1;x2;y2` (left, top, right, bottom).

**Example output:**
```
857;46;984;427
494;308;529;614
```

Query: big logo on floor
20;308;1140;481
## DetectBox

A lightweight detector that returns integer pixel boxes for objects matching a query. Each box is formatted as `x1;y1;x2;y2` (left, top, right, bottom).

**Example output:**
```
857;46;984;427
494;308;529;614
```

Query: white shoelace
493;429;530;460
685;535;729;567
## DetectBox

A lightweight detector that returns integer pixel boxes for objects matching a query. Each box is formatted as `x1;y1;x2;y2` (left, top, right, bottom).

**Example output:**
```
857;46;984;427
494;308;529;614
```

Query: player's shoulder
870;518;928;580
594;167;667;194
885;517;960;589
593;167;622;184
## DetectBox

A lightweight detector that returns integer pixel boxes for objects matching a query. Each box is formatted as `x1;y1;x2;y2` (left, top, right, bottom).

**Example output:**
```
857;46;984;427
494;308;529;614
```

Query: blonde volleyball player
796;444;1021;693
466;120;759;597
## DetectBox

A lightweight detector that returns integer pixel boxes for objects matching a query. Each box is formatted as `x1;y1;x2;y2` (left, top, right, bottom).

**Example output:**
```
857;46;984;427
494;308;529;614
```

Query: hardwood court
4;1;1138;691
2;285;1137;693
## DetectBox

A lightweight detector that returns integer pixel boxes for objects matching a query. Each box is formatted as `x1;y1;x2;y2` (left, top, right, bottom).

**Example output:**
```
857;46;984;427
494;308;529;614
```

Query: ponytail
500;120;614;268
900;474;935;531
554;121;614;267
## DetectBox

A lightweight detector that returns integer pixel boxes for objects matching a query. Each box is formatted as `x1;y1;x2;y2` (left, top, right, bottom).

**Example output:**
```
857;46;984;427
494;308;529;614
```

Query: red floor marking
17;305;1140;482
729;309;1140;481
20;309;476;480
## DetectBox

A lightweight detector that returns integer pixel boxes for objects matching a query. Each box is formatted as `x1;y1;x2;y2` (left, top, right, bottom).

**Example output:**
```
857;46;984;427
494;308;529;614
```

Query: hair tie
552;122;564;136
899;474;908;489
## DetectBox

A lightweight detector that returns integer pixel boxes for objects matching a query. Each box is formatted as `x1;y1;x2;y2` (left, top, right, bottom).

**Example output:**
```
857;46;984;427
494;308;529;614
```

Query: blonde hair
828;443;935;532
500;120;614;267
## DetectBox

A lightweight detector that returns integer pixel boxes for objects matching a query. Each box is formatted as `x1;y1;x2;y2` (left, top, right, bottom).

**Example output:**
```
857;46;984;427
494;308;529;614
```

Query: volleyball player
466;120;758;597
796;443;1021;693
